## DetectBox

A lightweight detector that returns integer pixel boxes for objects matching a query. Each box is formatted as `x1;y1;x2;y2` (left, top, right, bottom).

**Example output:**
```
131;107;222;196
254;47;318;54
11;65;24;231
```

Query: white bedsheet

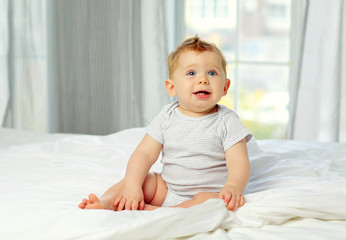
1;128;346;240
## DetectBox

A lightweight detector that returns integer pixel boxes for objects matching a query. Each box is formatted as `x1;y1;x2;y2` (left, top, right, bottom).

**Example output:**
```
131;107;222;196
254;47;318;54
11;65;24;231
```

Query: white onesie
146;101;252;206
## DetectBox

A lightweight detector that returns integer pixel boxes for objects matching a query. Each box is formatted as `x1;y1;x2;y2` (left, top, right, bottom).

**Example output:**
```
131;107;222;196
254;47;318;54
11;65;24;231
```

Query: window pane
237;64;289;139
239;0;291;62
184;0;291;139
185;0;237;59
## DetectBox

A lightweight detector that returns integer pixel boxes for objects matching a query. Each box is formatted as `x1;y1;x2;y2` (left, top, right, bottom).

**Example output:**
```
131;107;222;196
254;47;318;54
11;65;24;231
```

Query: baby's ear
223;78;231;96
165;79;176;97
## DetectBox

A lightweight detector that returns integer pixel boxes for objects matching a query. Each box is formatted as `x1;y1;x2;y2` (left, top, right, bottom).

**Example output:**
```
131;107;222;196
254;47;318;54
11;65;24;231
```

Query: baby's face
166;50;230;117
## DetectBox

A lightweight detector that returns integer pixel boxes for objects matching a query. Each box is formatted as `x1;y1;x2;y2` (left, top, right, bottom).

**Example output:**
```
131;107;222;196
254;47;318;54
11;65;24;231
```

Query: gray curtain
1;0;48;131
0;0;9;126
289;0;346;142
1;0;171;135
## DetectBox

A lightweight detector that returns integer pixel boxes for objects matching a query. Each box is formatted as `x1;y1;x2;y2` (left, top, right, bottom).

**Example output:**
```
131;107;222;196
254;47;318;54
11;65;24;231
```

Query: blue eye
208;71;216;76
187;71;195;76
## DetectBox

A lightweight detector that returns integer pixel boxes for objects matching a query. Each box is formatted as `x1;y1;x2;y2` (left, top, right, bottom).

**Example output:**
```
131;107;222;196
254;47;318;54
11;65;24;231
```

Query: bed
1;127;346;240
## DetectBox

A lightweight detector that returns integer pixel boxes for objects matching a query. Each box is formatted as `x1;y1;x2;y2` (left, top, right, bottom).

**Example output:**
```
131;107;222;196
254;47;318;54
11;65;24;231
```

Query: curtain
0;0;9;124
1;0;170;135
289;0;346;142
1;0;48;131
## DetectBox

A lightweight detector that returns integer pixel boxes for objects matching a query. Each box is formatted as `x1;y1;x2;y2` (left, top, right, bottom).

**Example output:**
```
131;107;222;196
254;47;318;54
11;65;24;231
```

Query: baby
79;36;252;211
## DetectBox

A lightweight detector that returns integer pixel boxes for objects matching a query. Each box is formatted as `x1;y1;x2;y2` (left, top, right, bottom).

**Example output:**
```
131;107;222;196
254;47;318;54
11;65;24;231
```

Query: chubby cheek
175;90;192;105
215;84;226;95
175;83;192;95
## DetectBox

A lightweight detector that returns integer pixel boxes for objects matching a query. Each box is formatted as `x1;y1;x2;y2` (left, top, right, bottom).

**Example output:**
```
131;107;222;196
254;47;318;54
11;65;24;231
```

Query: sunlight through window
185;0;291;139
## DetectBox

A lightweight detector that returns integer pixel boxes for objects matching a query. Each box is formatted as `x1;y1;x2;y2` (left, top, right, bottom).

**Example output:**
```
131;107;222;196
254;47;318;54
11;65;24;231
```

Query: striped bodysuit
146;101;252;206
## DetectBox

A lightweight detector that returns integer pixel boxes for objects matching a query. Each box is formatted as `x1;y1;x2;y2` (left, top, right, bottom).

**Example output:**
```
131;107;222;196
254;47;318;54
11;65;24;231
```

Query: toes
78;202;86;209
79;194;102;209
78;198;89;209
88;193;100;204
85;203;102;209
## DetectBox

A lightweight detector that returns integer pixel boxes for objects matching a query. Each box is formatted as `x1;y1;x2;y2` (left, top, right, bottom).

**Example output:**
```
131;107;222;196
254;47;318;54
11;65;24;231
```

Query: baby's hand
113;184;144;211
218;184;245;211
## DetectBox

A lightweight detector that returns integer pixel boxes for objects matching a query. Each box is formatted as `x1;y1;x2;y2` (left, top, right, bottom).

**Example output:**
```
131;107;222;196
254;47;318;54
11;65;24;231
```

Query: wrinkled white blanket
1;128;346;240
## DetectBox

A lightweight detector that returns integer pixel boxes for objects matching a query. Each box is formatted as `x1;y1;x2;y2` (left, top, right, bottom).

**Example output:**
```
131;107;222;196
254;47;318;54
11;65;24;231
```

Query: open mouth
193;91;211;96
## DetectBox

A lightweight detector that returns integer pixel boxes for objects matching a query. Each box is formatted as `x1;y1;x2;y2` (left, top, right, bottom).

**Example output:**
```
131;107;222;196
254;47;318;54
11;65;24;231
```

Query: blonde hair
167;35;227;78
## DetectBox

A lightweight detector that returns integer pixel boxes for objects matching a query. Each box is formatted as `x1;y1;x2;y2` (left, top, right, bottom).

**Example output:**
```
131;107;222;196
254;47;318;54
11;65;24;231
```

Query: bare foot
78;193;105;209
79;193;160;211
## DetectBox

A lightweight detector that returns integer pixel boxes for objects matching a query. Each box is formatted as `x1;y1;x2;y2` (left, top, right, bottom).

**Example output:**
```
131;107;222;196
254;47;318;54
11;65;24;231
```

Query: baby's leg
140;173;168;210
79;172;167;210
115;172;167;210
169;192;218;209
172;192;245;209
143;173;167;206
142;192;220;210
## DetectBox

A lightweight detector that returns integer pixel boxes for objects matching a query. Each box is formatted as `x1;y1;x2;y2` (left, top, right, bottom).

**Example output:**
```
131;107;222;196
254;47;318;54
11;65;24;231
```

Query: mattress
1;127;346;239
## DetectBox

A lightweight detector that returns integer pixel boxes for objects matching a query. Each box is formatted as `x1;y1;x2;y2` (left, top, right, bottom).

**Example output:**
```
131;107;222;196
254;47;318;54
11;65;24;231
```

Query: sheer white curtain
0;0;9;124
289;0;346;142
1;0;48;131
1;0;170;135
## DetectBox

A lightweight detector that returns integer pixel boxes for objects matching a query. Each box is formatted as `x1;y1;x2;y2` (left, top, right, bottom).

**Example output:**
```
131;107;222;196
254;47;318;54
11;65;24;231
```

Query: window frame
169;0;294;139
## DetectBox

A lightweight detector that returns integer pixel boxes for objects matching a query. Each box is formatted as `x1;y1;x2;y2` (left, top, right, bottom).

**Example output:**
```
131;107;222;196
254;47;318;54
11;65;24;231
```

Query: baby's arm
113;134;162;211
220;138;250;211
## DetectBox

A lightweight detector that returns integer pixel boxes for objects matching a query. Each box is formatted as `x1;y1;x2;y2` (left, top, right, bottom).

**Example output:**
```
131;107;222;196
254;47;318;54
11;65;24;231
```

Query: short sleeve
146;109;165;144
222;110;252;151
146;101;178;144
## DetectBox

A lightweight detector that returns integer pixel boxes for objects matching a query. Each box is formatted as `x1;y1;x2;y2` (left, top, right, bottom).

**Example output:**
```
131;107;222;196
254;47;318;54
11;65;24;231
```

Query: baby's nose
198;75;209;84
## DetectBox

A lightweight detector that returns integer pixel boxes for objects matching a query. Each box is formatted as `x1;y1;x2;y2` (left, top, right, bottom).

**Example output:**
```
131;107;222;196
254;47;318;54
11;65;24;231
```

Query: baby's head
167;35;227;79
165;36;230;116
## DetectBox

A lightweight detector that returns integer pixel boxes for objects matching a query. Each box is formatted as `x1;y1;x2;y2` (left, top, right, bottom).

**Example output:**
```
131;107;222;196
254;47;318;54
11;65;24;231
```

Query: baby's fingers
139;200;145;210
227;195;245;211
221;192;232;204
113;195;122;207
226;194;237;211
239;195;245;207
117;198;126;211
131;201;139;210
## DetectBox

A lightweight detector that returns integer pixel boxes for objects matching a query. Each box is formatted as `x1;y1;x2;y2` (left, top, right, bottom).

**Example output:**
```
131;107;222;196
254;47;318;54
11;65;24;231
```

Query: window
185;0;291;139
